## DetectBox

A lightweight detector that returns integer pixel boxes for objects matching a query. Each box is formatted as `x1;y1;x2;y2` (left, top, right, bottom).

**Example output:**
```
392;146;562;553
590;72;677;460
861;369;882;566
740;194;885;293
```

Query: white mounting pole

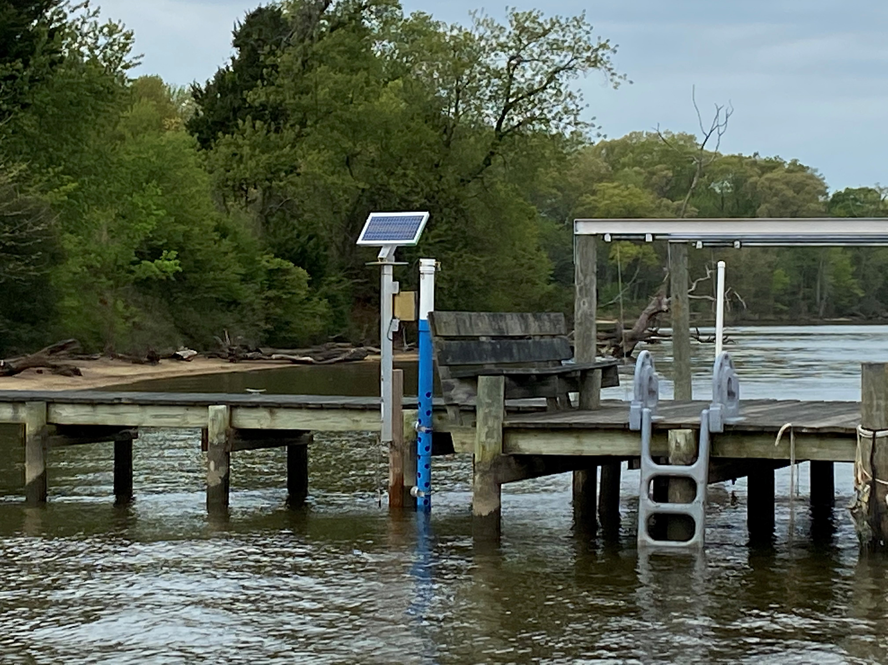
715;260;726;358
419;259;436;320
379;247;398;444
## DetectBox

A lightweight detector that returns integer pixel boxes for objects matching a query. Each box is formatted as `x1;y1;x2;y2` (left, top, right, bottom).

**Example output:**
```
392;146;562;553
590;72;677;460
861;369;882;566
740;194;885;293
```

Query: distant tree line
0;0;884;356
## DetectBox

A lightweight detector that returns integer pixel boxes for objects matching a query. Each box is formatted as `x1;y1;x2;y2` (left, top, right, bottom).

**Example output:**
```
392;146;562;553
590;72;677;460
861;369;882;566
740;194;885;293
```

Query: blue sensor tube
416;258;436;511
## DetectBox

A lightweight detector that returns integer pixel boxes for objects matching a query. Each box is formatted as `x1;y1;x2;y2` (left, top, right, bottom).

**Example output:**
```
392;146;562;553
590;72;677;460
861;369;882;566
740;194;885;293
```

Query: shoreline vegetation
3;2;888;365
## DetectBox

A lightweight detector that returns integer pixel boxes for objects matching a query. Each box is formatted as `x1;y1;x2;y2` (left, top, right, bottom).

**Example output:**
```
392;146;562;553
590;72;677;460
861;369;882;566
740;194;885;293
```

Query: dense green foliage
1;0;886;356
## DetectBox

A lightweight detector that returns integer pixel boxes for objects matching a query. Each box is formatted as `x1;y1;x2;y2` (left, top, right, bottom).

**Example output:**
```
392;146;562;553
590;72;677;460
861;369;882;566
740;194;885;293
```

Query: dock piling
810;461;835;508
572;467;598;534
388;369;414;510
24;402;48;505
287;434;310;508
858;363;888;547
575;233;600;409
747;467;775;542
668;243;692;400
206;405;231;512
474;375;505;541
114;436;134;505
598;462;622;538
666;429;698;542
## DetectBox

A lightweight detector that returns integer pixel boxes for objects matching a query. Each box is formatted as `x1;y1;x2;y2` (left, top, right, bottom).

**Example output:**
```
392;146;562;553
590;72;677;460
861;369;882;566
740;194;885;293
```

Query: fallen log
597;293;670;359
0;339;82;377
271;348;371;365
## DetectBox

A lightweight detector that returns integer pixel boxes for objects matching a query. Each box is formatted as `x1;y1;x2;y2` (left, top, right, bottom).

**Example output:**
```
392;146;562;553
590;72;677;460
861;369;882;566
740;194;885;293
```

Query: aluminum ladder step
637;408;711;549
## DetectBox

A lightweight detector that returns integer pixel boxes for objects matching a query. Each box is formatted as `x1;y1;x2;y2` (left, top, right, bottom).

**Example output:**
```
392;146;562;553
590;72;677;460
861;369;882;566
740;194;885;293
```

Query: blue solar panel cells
358;213;428;244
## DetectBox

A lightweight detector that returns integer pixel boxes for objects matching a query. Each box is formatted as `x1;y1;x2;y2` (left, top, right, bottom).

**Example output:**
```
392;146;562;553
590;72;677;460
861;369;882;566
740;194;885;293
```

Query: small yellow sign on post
394;291;417;322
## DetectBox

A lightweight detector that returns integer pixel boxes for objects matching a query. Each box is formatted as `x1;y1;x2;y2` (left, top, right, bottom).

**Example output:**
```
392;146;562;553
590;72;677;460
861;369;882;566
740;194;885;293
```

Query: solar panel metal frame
357;211;430;246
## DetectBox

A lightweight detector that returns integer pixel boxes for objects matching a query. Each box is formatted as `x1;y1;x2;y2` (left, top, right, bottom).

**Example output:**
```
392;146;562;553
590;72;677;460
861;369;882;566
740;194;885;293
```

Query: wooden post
859;363;888;547
669;243;692;400
572;467;598;534
388;370;413;510
667;429;697;542
474;375;505;541
575;233;600;409
114;437;134;505
810;460;835;508
207;405;231;512
747;467;775;542
288;434;310;508
598;461;621;538
24;402;47;505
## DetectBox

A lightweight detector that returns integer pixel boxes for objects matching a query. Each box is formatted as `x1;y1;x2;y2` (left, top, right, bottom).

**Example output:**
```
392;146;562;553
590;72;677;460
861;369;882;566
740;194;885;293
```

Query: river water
0;326;886;663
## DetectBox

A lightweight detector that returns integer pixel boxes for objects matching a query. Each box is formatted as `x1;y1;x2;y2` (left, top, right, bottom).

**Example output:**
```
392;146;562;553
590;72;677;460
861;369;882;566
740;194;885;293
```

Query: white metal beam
574;218;888;246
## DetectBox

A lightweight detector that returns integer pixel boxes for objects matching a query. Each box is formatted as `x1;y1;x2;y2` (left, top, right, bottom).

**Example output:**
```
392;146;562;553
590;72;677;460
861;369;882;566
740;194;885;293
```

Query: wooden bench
428;311;619;410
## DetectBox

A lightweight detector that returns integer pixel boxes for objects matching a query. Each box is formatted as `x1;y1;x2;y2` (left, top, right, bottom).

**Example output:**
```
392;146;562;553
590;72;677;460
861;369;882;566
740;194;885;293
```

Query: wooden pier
0;383;866;544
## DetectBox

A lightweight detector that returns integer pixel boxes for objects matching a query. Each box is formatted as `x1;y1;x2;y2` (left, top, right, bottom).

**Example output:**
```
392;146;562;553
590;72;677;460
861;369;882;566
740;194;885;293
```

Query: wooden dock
0;385;868;545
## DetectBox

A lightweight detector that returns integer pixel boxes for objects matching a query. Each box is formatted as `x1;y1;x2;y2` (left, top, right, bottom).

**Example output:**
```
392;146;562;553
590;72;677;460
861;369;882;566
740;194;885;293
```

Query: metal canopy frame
574;218;888;247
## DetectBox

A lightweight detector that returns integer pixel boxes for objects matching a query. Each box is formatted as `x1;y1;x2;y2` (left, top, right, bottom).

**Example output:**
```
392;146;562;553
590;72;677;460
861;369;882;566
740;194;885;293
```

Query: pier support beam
114;437;134;505
748;467;775;542
667;429;698;542
207;405;231;512
474;375;504;541
575;234;600;409
810;460;835;508
669;243;692;401
287;435;310;508
24;402;48;505
388;370;414;510
859;363;888;548
572;467;598;534
598;462;622;538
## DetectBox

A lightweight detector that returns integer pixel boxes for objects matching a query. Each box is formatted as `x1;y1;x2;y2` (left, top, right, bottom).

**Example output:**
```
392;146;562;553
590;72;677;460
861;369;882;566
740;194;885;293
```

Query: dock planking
502;399;861;462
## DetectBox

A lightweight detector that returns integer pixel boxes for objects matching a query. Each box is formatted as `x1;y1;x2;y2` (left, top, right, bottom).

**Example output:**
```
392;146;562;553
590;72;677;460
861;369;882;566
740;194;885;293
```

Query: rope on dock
855;426;888;487
851;426;888;543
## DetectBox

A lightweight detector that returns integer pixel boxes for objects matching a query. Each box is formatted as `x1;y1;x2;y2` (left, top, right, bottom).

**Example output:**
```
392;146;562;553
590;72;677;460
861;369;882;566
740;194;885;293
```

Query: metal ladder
632;351;741;549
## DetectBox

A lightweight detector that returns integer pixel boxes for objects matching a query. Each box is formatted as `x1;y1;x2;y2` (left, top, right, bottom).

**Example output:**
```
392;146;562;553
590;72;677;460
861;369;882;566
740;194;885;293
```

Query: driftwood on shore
0;333;375;379
0;339;83;377
211;331;374;365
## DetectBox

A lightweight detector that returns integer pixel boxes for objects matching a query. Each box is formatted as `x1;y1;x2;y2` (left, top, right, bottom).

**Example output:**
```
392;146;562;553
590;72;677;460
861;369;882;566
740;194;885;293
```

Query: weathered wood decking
0;391;861;462
502;399;860;462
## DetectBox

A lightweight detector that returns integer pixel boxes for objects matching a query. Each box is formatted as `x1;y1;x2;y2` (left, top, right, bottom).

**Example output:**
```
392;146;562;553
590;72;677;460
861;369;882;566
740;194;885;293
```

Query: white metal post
715;260;726;359
380;261;396;444
419;259;436;319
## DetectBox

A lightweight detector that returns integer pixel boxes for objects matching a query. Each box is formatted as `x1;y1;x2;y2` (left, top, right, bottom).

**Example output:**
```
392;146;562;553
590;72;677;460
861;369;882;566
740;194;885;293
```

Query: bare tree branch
657;85;733;219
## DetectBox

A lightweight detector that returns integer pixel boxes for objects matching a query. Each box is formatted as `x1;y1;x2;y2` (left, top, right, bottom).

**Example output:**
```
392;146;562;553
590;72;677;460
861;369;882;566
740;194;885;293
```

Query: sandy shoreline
0;357;298;392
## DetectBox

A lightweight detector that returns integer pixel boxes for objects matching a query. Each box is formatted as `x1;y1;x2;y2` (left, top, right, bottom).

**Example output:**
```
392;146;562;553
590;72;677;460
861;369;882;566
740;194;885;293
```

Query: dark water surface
1;326;888;663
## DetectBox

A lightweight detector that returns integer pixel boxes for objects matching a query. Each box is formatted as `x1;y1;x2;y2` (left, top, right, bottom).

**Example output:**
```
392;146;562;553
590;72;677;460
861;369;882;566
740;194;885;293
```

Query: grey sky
98;0;888;191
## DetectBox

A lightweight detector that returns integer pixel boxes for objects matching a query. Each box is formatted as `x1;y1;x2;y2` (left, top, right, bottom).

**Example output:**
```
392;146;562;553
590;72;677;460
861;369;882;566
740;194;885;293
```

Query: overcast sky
97;0;888;191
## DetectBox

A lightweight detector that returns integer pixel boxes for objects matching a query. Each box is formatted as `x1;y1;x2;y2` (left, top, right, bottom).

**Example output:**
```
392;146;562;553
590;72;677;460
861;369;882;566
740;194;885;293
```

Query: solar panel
357;212;429;246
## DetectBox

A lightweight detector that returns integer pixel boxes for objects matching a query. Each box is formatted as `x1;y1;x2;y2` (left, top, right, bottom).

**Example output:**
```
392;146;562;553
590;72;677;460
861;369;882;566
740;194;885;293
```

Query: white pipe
715;260;726;358
419;259;436;321
380;262;395;443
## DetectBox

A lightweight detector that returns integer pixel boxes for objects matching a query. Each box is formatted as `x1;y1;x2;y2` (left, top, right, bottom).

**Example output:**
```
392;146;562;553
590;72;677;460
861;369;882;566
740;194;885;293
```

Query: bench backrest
429;311;572;404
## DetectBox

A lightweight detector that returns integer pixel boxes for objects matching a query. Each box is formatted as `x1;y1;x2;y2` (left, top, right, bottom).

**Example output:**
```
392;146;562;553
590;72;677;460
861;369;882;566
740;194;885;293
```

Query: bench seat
429;311;619;408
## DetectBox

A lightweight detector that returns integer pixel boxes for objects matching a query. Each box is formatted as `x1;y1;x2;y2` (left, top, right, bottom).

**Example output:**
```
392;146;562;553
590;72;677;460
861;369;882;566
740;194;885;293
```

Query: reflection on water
0;326;886;662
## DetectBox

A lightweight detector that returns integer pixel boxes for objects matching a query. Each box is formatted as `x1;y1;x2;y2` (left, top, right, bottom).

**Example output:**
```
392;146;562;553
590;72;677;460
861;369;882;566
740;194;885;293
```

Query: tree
187;4;292;149
192;1;626;335
0;0;62;127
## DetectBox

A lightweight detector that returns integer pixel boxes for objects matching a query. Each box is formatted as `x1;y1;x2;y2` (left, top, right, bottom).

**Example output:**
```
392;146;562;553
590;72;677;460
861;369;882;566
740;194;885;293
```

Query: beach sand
0;357;293;392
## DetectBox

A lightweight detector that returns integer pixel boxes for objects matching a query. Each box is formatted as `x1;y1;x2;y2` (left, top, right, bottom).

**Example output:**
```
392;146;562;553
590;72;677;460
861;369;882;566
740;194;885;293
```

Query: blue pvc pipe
416;318;434;511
